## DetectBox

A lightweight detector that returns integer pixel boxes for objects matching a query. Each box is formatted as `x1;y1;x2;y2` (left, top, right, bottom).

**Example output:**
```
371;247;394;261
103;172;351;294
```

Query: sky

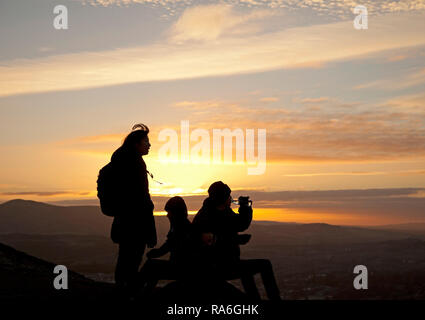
1;0;425;225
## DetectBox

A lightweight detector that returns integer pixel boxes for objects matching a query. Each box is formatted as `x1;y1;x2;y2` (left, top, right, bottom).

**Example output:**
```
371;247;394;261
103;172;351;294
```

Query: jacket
192;197;252;264
109;146;156;246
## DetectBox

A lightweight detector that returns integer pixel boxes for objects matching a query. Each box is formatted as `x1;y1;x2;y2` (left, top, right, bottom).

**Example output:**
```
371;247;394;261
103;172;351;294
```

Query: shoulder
224;207;237;218
139;157;147;168
166;229;174;239
227;207;237;214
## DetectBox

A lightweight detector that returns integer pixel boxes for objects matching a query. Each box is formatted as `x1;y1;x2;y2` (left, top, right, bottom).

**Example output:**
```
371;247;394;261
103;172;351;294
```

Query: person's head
165;196;188;225
122;123;150;156
208;181;231;210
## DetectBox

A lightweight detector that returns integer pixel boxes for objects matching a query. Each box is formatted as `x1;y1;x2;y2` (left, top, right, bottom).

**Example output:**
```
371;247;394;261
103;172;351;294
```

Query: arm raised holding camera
232;196;253;232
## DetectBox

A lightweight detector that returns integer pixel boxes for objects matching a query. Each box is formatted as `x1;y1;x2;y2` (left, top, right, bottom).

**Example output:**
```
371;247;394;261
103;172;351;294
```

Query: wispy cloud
283;170;425;177
242;188;425;224
1;11;424;97
61;91;425;163
79;0;425;18
384;92;425;113
55;133;125;157
170;93;425;162
260;97;279;102
1;191;92;197
169;4;276;43
354;67;425;90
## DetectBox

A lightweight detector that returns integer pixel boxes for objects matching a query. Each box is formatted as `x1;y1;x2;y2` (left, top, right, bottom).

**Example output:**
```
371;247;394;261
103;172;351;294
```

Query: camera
231;196;252;207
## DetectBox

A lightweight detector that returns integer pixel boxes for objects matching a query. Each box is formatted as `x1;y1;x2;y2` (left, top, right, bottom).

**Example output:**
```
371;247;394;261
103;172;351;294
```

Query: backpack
97;162;119;217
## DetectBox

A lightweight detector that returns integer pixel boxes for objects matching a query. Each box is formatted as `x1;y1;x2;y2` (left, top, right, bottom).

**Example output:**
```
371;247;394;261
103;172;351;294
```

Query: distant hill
1;199;424;251
0;199;168;235
366;223;425;233
0;199;110;235
245;221;425;249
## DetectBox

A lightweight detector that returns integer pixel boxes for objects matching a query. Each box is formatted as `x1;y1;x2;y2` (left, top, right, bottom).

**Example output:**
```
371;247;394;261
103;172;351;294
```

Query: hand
147;241;156;249
238;196;251;207
147;249;160;259
238;234;251;245
146;226;157;248
201;232;216;246
147;236;157;248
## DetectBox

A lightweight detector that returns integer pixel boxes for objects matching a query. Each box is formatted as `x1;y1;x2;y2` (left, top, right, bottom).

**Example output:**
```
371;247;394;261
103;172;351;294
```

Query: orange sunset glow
1;0;425;226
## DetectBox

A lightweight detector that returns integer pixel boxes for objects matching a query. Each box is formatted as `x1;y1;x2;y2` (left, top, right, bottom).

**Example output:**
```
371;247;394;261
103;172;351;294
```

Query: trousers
114;241;146;290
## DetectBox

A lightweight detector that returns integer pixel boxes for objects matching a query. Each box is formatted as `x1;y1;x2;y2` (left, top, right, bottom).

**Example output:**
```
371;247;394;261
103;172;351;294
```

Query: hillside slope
0;241;114;302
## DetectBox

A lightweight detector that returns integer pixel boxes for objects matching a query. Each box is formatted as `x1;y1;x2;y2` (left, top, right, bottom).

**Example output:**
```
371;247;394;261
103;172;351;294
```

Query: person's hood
111;146;138;163
201;198;230;215
172;218;191;230
202;197;213;208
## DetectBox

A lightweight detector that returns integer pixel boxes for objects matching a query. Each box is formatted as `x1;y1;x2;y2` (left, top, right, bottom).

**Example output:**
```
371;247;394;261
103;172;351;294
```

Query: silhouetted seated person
192;181;281;300
138;196;193;296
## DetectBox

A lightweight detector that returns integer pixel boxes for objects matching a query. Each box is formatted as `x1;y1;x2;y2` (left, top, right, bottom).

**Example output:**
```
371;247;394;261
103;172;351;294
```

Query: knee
145;259;157;268
260;259;273;270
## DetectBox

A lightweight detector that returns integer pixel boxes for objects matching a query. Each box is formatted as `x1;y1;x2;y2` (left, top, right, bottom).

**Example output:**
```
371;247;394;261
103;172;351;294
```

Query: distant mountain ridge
2;199;425;238
367;222;425;231
0;199;111;235
1;199;55;208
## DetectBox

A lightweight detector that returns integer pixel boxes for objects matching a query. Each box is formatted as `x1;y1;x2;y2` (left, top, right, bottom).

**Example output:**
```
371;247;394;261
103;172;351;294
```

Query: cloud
384;92;425;113
1;191;91;197
1;12;424;97
54;133;124;157
62;91;425;164
80;0;425;18
300;97;330;104
283;170;425;177
227;188;425;220
60;89;425;164
387;54;408;62
354;67;425;90
55;125;169;157
242;188;425;202
168;93;425;163
236;188;425;223
74;134;124;143
169;4;275;42
40;187;425;223
37;47;55;53
80;0;186;7
260;97;279;102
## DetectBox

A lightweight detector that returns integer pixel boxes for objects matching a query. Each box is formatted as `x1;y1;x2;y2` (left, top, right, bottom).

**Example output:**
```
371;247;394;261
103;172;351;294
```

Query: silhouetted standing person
98;124;157;296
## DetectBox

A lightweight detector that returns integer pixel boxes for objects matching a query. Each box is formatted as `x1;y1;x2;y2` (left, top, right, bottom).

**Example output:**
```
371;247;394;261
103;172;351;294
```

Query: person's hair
165;196;188;220
208;181;231;206
122;123;149;150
